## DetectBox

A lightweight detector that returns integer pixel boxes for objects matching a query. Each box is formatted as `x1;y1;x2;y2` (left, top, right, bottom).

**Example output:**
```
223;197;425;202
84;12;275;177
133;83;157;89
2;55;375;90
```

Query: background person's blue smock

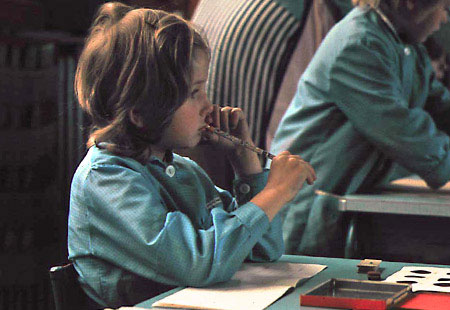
269;6;450;256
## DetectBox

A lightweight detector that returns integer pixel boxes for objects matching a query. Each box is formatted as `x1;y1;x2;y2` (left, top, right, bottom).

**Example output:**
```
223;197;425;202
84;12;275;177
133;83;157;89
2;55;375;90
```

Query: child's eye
190;89;199;98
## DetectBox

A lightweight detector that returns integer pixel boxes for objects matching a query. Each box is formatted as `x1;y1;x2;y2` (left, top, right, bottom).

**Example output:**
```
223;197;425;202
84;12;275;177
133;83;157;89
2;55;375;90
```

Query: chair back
49;263;89;310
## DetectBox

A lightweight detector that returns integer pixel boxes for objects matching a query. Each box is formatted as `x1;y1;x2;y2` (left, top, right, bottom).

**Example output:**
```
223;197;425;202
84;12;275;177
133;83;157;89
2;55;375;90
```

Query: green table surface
136;254;449;309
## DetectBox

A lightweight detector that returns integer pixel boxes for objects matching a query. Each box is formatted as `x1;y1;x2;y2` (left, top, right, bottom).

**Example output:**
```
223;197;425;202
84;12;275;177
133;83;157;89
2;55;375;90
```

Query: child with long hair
270;0;450;257
68;2;316;308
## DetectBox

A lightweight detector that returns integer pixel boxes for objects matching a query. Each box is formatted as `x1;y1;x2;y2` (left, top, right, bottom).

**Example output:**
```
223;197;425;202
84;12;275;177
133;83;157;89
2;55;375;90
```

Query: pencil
205;125;275;160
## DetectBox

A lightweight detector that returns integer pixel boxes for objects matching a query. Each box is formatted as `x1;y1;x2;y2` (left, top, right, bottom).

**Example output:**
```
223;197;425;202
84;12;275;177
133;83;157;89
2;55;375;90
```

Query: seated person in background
266;0;354;150
68;2;315;308
269;0;450;257
424;36;449;83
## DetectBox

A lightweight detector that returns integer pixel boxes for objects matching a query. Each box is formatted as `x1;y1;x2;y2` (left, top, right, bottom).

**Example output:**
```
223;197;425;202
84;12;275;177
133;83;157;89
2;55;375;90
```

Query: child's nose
442;8;449;24
202;98;213;116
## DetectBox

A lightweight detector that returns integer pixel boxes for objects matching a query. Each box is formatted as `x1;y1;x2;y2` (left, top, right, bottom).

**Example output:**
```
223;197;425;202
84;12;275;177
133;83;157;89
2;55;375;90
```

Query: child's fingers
310;165;317;181
299;159;316;181
276;150;291;157
273;152;316;185
288;154;316;181
210;105;221;127
229;108;244;130
306;170;316;185
220;107;233;131
299;160;316;183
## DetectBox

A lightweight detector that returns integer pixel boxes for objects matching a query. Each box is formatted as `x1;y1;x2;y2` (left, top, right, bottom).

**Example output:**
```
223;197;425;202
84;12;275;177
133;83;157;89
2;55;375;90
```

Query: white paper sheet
384;266;450;293
152;262;326;310
390;177;450;192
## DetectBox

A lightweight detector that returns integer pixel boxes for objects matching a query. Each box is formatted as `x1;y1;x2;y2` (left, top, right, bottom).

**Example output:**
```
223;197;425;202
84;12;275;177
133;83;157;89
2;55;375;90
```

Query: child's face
408;0;449;43
154;50;212;155
431;53;448;81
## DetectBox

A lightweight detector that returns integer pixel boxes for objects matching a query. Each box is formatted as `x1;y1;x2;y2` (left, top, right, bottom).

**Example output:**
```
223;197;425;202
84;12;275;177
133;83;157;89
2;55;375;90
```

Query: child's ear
129;109;144;127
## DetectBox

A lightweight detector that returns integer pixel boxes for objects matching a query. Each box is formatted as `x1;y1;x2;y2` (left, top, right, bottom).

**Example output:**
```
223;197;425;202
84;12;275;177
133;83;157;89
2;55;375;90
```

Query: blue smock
69;146;283;307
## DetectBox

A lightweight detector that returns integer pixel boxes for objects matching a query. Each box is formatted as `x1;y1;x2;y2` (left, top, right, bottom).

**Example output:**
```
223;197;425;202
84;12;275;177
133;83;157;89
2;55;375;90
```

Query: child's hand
203;105;262;176
251;151;316;221
267;151;316;198
203;105;252;152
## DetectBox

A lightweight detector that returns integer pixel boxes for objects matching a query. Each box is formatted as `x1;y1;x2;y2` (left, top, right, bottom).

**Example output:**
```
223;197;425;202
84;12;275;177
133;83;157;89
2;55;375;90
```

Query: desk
136;255;449;309
316;177;450;258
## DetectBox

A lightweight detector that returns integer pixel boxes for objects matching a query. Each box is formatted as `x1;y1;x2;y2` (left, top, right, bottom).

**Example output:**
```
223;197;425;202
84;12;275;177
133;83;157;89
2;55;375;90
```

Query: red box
300;278;411;310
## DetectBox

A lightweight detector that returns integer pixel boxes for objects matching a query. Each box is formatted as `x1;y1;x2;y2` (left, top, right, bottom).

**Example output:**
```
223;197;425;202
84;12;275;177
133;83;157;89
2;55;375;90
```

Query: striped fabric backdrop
192;0;302;148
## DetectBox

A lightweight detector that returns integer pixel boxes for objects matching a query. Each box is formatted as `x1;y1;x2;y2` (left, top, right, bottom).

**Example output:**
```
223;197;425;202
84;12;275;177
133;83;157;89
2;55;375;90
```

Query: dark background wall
1;0;198;35
0;1;198;309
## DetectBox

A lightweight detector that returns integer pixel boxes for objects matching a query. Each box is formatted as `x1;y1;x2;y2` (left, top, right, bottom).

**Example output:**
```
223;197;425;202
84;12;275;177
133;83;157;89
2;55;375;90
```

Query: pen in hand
205;125;275;160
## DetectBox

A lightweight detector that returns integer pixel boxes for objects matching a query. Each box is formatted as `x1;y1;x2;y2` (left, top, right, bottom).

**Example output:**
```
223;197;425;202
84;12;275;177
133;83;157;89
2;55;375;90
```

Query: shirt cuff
423;153;450;189
233;169;269;204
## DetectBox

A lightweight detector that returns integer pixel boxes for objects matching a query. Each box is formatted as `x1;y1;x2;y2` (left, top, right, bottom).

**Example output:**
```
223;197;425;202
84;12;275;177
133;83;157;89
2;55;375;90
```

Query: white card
385;266;450;293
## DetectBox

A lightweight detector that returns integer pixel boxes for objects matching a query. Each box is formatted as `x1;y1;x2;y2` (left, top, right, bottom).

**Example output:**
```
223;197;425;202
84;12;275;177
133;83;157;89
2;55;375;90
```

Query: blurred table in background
317;176;450;260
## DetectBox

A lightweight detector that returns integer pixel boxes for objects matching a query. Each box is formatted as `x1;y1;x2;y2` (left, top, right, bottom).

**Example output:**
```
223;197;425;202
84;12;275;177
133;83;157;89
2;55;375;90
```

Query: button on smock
239;183;251;194
165;165;176;177
404;47;410;56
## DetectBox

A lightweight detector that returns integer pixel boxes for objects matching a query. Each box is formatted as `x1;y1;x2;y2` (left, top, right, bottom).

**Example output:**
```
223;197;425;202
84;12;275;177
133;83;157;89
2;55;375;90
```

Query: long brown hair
352;0;441;9
75;2;209;163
